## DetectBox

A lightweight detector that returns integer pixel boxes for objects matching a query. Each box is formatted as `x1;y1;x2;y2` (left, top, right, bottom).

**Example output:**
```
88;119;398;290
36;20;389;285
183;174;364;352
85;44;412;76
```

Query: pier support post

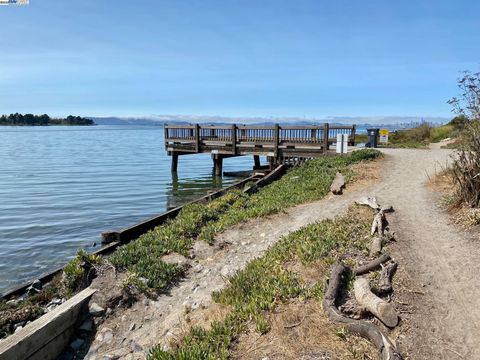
212;154;223;176
171;153;179;172
268;156;275;171
253;155;261;169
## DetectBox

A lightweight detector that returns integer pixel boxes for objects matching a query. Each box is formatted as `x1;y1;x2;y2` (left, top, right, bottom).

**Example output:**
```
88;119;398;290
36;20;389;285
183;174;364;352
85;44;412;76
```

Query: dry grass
231;301;377;360
348;155;384;186
429;168;480;229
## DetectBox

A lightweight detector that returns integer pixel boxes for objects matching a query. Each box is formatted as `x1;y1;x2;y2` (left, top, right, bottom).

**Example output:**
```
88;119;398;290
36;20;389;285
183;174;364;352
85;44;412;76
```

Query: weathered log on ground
356;196;395;213
381;205;395;213
373;261;398;295
354;277;399;328
354;253;391;276
384;230;396;242
323;262;403;360
371;209;388;236
330;172;346;195
356;197;380;210
370;236;384;255
338;298;368;319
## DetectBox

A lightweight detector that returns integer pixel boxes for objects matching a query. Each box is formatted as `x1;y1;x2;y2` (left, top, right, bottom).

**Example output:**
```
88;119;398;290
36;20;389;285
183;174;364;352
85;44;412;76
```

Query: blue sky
0;0;479;119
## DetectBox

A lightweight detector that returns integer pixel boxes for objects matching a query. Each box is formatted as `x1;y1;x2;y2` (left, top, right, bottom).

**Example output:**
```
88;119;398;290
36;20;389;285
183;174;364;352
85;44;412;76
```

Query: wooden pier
164;123;356;175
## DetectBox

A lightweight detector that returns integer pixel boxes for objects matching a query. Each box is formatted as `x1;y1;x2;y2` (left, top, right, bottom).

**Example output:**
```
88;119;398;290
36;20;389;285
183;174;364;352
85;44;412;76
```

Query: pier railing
164;123;356;156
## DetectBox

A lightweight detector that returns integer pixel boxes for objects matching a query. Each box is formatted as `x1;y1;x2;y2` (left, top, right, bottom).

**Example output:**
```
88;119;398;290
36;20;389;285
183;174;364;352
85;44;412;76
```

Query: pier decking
164;123;356;175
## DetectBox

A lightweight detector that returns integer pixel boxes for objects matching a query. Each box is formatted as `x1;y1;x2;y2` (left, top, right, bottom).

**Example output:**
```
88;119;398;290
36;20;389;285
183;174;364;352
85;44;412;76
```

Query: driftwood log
381;205;394;213
370;229;396;255
354;277;399;328
354;253;391;275
323;262;403;360
356;196;395;253
338;299;368;319
356;196;380;210
374;261;398;295
330;172;346;195
371;209;387;236
370;235;384;255
356;196;395;213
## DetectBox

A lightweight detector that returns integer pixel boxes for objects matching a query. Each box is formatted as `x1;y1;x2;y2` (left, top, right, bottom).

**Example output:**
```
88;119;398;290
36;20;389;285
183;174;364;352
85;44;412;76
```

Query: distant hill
88;117;168;126
88;115;450;128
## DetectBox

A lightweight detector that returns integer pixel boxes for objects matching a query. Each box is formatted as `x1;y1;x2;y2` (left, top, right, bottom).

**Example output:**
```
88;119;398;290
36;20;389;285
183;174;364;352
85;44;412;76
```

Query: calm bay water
0;125;258;294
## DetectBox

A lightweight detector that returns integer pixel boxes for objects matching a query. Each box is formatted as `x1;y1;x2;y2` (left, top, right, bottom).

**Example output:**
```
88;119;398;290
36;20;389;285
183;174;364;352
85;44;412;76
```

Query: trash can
366;128;380;148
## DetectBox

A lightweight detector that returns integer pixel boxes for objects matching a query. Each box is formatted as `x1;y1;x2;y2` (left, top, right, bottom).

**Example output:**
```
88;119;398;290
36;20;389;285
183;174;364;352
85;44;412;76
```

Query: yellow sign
379;129;389;143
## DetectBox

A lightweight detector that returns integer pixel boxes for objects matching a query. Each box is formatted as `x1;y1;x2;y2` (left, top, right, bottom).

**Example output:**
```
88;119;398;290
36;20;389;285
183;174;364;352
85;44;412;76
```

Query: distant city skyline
89;114;451;126
1;0;479;119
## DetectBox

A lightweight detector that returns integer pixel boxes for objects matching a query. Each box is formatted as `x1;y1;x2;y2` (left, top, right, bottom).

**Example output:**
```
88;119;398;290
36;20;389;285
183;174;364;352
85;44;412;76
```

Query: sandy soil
83;144;480;360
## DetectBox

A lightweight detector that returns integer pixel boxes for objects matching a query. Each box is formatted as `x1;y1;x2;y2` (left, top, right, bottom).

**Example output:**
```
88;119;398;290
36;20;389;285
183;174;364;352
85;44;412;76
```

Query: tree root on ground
354;277;399;328
354;253;391;275
323;262;403;360
373;261;398;296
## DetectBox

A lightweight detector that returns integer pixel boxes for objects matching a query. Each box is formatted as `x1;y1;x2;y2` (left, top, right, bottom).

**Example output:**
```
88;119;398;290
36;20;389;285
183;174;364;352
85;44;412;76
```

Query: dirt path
374;145;480;359
85;146;480;360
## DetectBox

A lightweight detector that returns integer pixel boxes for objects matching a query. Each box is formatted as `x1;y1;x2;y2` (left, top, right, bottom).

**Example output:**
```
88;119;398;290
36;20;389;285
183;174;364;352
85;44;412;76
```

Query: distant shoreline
0;123;95;126
0;114;94;126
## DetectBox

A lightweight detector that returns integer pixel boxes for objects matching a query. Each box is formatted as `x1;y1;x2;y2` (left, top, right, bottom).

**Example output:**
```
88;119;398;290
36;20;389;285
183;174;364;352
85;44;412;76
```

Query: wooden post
171;153;178;172
274;124;280;160
232;124;237;155
268;156;274;171
253;155;261;169
213;154;223;176
350;124;356;146
164;124;168;150
195;124;200;153
323;123;330;153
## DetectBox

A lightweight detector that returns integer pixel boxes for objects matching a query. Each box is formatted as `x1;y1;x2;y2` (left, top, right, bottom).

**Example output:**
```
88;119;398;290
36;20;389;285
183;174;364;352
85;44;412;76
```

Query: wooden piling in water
171;153;179;172
253;155;261;169
212;154;223;176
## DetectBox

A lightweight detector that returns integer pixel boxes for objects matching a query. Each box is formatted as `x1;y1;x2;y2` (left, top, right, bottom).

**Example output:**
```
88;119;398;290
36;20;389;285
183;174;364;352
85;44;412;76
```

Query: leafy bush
430;125;454;142
448;115;469;130
387;123;455;147
62;249;101;295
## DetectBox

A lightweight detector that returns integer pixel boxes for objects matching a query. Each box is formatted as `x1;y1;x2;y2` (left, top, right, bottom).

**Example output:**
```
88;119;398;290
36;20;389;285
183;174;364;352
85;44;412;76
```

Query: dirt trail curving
84;145;480;360
374;144;480;359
